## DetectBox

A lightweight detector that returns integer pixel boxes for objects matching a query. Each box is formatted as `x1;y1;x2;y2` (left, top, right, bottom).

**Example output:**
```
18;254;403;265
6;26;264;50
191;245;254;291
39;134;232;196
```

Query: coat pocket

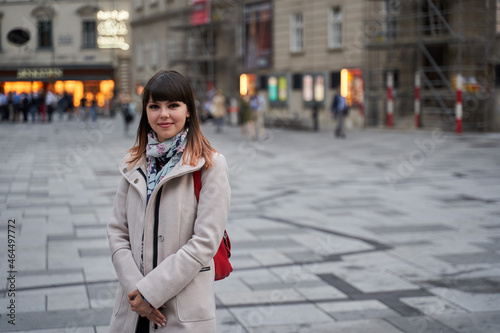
175;268;215;322
113;285;125;316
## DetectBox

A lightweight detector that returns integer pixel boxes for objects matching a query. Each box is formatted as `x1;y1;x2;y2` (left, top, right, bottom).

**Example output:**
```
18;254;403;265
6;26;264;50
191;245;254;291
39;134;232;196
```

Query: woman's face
146;98;189;142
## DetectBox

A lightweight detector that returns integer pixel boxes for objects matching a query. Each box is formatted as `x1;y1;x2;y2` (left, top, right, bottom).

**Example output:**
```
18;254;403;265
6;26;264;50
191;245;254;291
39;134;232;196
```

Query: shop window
82;21;96;48
38;20;52;49
328;6;343;48
290;13;303;52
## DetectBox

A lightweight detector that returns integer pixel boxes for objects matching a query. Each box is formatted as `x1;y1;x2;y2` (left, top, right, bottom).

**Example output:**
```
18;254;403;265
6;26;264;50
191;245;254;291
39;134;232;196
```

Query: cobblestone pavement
0;116;499;333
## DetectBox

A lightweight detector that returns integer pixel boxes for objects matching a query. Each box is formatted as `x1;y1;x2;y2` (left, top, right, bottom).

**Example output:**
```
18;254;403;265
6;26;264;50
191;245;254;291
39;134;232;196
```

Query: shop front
0;65;115;110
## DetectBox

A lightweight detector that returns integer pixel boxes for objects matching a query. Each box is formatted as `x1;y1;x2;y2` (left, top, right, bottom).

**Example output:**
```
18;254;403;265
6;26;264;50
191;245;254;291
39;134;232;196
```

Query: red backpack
193;170;232;281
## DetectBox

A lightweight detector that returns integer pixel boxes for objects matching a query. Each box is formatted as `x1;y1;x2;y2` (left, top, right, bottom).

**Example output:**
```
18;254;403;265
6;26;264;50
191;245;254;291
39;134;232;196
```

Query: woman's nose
159;106;170;117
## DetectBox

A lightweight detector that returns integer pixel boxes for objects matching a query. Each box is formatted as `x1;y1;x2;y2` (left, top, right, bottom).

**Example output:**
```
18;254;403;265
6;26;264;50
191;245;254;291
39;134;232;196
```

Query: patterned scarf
146;129;188;203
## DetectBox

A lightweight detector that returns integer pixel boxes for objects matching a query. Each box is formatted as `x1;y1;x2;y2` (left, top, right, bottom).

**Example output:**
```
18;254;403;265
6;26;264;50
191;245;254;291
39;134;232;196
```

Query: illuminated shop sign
17;68;63;79
97;10;129;50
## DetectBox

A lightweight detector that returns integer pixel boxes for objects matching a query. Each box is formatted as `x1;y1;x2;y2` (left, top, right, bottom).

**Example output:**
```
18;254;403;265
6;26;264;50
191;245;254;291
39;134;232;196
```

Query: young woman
107;70;231;333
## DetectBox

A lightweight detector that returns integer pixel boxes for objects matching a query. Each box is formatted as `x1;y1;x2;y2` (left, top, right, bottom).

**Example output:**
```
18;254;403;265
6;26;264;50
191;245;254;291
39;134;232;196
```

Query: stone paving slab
1;118;500;332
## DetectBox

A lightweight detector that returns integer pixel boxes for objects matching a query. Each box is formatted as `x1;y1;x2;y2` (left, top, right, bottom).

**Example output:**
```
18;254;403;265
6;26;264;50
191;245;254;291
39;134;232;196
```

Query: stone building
0;0;132;109
129;0;500;131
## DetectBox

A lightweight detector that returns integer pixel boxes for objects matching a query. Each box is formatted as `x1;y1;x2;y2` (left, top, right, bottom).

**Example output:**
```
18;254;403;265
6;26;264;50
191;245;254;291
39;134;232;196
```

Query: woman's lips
158;123;173;128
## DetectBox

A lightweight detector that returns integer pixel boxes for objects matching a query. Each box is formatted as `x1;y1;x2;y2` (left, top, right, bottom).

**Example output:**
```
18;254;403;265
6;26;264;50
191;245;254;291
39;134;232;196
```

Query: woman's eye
148;104;159;109
169;103;180;108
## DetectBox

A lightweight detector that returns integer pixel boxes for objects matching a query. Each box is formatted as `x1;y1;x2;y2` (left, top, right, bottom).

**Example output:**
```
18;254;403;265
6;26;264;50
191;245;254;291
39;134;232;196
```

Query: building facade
0;0;132;109
130;0;240;112
130;0;500;131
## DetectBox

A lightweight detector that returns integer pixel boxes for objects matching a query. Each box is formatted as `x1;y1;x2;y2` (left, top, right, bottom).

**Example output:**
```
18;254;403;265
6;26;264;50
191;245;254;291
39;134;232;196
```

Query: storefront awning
0;64;114;82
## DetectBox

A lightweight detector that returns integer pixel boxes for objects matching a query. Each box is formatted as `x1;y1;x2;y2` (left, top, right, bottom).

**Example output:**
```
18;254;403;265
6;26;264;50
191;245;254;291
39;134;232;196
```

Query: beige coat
107;153;231;333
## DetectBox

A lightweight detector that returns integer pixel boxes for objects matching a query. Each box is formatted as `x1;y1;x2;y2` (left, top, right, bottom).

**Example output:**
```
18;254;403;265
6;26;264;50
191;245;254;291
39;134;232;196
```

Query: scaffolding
364;0;496;131
167;0;242;100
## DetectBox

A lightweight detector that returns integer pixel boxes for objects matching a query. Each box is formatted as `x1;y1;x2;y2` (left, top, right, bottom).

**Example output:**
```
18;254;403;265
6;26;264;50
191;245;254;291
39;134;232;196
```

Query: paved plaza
0;115;499;332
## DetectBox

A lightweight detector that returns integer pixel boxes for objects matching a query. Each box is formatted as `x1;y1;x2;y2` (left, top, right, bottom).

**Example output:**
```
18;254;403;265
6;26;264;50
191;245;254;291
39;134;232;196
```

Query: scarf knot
146;129;188;202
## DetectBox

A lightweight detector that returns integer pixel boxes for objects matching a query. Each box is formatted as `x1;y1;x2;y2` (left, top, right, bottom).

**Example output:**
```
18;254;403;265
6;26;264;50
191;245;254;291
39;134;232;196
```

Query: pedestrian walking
250;92;266;139
120;94;134;137
211;89;227;133
57;94;66;121
29;92;39;122
20;93;30;122
107;70;231;333
80;96;88;122
0;92;9;122
12;91;21;123
331;91;348;138
65;92;75;120
90;96;97;122
240;94;256;140
45;91;56;123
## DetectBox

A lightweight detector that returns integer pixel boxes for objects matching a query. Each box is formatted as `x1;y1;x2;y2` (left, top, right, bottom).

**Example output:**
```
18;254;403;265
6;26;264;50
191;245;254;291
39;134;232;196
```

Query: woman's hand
128;289;167;327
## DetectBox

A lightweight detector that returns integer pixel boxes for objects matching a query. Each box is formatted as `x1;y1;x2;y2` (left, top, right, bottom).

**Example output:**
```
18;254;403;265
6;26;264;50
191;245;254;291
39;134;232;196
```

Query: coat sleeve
136;154;231;308
107;176;144;294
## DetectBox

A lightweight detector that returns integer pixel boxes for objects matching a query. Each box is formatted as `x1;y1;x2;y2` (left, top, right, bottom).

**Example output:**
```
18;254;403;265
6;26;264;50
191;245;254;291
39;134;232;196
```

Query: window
135;0;144;10
82;21;96;48
328;6;343;48
38;20;52;49
382;0;397;39
150;0;158;5
290;13;303;52
150;40;159;69
136;41;144;68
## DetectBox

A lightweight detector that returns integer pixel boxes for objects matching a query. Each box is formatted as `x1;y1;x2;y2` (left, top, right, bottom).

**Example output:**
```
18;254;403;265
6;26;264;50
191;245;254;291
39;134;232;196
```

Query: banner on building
191;0;211;26
244;1;272;70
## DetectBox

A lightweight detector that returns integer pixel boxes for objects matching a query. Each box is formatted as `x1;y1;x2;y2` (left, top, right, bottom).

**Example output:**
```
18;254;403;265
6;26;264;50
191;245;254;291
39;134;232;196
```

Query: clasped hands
128;289;167;327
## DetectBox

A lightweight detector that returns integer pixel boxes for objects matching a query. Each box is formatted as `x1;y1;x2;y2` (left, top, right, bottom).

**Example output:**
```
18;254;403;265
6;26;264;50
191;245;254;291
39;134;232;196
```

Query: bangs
144;71;192;104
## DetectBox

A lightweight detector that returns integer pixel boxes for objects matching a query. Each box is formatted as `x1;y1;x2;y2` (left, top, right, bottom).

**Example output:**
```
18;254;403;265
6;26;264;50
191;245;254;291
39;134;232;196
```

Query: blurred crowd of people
0;90;81;123
0;90;128;127
199;88;267;141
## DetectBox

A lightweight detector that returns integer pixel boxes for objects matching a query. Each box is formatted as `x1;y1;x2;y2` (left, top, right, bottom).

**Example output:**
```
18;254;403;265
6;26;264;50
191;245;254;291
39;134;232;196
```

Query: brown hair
128;70;216;168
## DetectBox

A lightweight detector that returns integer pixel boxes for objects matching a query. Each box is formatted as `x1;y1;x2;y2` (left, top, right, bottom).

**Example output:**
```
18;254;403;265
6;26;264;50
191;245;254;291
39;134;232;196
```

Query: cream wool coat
107;152;231;333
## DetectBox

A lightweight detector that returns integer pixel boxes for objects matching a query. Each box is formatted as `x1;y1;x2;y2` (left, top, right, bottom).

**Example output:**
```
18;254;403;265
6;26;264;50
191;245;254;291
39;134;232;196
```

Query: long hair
128;70;215;169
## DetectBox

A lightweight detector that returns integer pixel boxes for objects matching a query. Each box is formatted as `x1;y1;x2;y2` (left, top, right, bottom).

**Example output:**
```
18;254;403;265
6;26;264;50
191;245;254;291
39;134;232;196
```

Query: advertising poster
268;74;288;106
244;1;272;69
191;0;210;26
303;74;326;106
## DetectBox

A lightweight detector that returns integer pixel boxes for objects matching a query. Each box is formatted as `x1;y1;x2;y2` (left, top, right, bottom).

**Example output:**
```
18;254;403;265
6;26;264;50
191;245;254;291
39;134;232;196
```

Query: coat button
123;168;128;173
134;178;139;184
159;235;164;242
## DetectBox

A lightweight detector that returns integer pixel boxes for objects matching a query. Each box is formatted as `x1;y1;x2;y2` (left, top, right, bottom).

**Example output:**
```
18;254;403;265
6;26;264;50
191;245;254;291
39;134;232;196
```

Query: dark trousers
136;316;149;333
335;114;345;138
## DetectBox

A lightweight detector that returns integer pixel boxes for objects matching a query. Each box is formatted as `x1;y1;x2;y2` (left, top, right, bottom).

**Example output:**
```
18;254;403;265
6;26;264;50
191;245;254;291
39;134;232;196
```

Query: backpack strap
193;170;202;201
